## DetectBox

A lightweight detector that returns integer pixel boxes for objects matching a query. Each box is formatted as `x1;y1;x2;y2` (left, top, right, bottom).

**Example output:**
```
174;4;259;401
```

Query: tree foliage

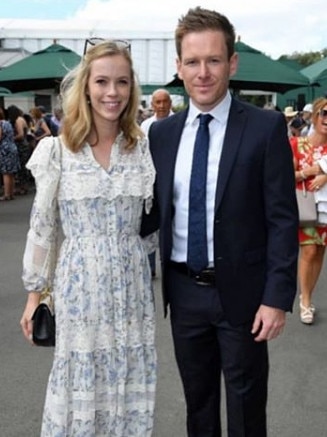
278;48;327;67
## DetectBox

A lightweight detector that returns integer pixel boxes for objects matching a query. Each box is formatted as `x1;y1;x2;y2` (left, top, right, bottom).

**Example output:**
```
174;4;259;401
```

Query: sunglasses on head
83;37;131;55
318;108;327;118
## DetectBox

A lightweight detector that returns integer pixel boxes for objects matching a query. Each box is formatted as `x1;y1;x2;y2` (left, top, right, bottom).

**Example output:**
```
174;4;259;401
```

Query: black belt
169;261;216;287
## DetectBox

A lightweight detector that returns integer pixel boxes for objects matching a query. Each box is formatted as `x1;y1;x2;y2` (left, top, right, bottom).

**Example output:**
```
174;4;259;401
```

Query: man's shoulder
231;99;284;127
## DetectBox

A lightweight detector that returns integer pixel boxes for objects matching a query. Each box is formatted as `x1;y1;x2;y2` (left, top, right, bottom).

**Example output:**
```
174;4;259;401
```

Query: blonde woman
20;40;156;436
291;97;327;324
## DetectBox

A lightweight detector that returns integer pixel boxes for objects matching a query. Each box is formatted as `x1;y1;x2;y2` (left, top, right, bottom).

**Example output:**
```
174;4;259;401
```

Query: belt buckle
194;269;215;286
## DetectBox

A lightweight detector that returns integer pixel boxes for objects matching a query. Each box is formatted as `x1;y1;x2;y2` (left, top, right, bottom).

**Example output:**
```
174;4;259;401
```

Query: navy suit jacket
143;98;299;326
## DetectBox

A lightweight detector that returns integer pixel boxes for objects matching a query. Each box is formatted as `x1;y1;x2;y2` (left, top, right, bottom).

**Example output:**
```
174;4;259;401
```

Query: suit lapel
215;99;247;210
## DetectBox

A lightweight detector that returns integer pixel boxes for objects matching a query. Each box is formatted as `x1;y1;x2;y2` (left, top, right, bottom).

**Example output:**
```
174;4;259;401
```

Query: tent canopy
0;43;81;93
231;41;311;93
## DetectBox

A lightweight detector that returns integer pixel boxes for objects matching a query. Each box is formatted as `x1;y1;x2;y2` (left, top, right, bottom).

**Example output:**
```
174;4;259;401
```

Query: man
141;88;173;277
141;88;173;135
142;7;298;437
301;102;313;136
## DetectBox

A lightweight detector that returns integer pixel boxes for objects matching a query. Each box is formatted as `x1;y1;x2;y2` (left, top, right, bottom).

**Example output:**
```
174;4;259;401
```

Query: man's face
176;30;238;112
302;111;311;121
152;91;172;119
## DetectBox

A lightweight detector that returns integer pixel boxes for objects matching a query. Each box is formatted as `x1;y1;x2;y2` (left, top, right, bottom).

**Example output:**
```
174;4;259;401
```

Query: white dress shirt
171;92;231;264
140;111;174;135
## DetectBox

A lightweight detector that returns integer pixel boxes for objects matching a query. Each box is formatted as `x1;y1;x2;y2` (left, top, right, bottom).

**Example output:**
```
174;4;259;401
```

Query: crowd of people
0;104;63;200
267;100;327;325
0;5;325;437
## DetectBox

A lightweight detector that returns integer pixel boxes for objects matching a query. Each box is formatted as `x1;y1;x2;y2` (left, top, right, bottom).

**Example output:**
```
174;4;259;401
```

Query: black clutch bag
32;289;55;347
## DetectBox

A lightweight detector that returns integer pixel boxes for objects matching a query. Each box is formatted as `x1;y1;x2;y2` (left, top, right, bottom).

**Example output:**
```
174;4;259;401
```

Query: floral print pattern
22;134;157;436
291;136;327;245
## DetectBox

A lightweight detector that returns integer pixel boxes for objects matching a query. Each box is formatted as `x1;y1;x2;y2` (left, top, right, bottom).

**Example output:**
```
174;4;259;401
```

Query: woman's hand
20;292;40;345
308;174;327;191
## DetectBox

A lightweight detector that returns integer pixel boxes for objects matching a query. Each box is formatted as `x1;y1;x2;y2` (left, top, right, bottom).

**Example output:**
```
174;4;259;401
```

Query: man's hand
251;304;286;342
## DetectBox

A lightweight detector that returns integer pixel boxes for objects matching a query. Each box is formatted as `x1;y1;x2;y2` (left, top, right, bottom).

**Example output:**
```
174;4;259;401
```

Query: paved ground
1;192;327;436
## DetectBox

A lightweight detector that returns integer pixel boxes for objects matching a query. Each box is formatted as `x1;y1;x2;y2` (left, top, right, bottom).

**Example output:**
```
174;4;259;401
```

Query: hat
302;103;313;113
283;106;298;117
290;117;306;129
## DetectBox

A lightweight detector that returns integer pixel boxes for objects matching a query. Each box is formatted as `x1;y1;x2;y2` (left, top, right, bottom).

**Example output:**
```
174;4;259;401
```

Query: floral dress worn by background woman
291;136;327;244
0;120;20;176
22;134;157;437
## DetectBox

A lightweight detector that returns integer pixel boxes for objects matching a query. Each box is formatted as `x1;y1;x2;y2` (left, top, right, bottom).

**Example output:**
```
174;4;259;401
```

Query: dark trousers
166;266;268;437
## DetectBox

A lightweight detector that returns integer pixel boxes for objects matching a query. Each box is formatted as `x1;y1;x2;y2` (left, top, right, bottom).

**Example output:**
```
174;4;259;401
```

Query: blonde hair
60;40;143;152
312;97;327;128
29;106;43;120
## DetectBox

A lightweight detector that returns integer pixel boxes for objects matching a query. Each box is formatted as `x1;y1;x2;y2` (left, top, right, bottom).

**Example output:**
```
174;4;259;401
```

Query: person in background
37;105;58;136
29;106;51;146
141;88;173;277
7;104;30;195
136;104;146;125
289;116;306;139
50;104;63;135
290;97;327;325
0;107;20;200
301;103;313;136
283;106;298;137
20;40;156;436
141;88;173;135
142;7;298;436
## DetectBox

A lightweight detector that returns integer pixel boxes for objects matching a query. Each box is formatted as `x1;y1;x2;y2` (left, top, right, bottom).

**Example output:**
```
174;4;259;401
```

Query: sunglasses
318;109;327;118
83;37;131;55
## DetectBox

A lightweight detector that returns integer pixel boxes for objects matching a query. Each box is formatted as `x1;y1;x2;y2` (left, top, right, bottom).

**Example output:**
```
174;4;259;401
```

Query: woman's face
315;104;327;136
87;54;132;127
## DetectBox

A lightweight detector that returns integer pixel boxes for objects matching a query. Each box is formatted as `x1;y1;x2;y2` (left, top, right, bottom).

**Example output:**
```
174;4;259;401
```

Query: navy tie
187;113;213;273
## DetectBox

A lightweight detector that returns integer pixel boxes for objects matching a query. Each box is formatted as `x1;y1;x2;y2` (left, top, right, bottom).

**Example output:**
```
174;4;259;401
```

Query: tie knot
198;113;213;127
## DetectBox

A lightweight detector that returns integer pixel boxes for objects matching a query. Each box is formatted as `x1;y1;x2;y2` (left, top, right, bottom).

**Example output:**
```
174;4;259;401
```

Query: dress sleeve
140;136;156;214
138;137;158;253
22;136;62;292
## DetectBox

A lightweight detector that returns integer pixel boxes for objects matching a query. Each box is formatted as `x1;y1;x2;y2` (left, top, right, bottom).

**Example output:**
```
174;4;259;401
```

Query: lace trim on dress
57;135;155;206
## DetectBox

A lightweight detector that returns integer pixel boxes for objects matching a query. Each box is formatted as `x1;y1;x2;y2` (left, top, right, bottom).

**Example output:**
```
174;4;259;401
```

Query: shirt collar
187;91;232;126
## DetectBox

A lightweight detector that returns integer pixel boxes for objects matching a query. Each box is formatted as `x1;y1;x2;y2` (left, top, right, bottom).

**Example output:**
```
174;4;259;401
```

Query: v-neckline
86;132;123;172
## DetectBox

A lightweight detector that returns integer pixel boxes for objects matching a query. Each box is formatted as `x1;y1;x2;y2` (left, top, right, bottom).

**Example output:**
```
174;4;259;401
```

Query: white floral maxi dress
22;134;157;437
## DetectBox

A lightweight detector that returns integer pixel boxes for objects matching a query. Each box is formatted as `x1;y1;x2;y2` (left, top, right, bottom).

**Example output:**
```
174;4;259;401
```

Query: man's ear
176;57;183;80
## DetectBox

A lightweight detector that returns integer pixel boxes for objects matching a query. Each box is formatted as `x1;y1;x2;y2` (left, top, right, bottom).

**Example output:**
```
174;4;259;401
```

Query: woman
0;108;20;200
7;104;31;195
291;97;327;324
20;40;156;436
29;106;51;146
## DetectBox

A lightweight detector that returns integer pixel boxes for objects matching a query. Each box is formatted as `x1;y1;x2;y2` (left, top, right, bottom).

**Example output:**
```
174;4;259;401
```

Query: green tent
301;57;327;84
301;57;327;98
231;41;311;93
0;86;11;96
167;41;311;94
277;57;327;110
0;43;81;93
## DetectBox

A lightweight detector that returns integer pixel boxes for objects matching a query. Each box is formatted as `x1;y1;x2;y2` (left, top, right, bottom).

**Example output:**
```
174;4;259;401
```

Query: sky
0;0;327;60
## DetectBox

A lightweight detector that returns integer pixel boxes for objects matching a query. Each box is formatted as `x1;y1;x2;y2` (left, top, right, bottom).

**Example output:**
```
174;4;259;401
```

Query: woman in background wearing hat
283;106;298;137
290;97;327;324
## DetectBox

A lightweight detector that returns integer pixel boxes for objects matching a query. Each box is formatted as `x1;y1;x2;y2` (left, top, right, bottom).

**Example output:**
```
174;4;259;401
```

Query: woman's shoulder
27;136;62;174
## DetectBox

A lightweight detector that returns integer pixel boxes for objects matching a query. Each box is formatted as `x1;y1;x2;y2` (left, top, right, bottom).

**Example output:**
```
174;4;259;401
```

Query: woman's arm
35;119;51;143
14;117;25;141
